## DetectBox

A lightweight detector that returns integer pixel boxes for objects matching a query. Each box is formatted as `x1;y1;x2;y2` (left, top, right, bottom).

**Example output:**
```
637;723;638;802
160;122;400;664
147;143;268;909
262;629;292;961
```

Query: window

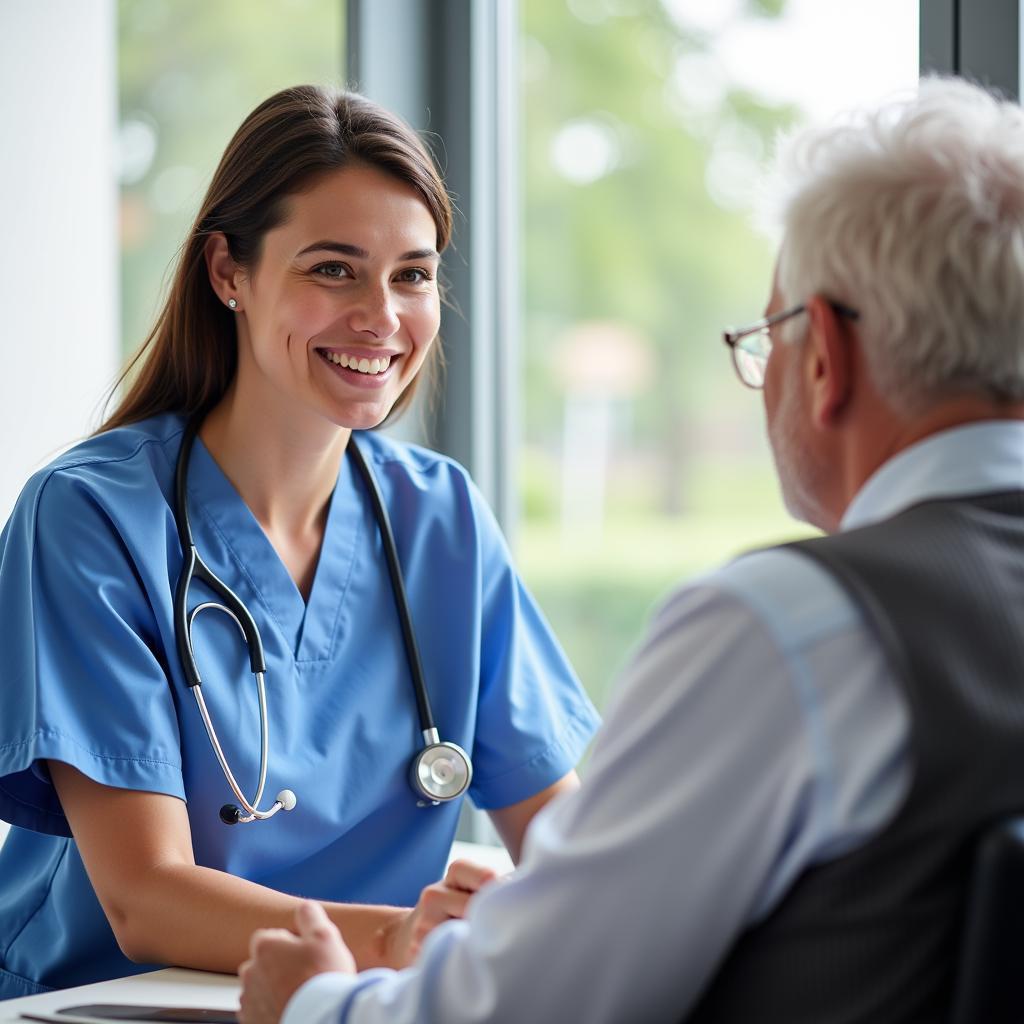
118;0;344;356
519;0;919;713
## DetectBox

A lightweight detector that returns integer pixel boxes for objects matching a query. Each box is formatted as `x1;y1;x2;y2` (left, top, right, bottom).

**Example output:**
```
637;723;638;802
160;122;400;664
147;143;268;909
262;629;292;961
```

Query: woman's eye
396;268;432;284
312;262;351;280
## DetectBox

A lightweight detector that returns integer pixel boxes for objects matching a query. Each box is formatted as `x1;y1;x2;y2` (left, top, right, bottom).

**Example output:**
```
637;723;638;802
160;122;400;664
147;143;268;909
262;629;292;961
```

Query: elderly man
238;77;1024;1023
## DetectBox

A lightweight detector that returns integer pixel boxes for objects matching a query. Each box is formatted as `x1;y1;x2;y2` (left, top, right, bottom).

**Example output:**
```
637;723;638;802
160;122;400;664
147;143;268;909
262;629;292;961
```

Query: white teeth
323;352;392;374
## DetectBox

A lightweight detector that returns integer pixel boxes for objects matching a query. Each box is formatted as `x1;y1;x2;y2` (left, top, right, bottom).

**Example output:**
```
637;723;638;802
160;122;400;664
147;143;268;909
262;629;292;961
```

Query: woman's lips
317;348;400;388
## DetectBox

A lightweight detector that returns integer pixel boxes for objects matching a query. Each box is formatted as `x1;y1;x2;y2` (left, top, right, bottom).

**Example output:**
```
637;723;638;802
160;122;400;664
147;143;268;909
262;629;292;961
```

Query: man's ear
204;233;242;309
805;295;853;428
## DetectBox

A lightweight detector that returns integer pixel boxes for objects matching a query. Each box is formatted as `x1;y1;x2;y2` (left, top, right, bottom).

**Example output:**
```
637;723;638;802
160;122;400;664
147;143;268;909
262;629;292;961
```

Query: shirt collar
840;420;1024;531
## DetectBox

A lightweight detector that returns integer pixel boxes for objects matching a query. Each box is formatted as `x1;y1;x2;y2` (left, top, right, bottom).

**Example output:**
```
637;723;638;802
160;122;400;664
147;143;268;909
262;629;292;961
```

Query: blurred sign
555;320;654;399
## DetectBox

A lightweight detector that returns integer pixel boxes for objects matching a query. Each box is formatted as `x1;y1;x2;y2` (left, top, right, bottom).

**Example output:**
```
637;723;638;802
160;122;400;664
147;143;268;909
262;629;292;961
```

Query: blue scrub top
0;413;599;999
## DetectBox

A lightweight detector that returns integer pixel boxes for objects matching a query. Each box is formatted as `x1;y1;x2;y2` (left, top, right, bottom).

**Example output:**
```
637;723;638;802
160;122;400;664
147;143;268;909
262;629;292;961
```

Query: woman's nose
348;284;401;339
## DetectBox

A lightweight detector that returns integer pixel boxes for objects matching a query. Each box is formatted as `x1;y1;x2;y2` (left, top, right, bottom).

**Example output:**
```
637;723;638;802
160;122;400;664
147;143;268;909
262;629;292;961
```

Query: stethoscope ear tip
276;789;298;811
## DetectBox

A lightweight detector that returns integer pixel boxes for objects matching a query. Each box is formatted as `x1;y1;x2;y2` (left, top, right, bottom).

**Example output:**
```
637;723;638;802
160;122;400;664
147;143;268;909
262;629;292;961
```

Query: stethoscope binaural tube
173;416;472;824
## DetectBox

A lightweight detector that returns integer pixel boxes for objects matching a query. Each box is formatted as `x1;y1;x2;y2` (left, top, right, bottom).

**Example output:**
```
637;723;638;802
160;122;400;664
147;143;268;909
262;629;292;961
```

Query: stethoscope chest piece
411;730;472;806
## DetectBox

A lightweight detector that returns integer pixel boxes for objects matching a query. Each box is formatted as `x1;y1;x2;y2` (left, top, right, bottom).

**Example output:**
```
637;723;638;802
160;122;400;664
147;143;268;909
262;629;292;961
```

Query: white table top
0;968;240;1022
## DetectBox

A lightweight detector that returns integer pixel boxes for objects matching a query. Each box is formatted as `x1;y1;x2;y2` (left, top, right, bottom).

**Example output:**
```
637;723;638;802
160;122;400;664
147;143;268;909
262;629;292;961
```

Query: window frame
921;0;1020;99
347;0;521;539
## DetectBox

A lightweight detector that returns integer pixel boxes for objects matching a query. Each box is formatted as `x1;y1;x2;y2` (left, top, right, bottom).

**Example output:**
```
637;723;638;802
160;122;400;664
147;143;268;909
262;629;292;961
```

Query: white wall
0;0;119;523
0;1;119;847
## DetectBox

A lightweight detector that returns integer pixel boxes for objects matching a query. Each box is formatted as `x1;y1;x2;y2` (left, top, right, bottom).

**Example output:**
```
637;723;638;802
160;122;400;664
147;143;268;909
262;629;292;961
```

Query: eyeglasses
722;301;860;389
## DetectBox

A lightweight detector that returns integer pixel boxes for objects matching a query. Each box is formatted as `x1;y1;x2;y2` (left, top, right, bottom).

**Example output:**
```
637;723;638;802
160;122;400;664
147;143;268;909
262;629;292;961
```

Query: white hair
772;76;1024;409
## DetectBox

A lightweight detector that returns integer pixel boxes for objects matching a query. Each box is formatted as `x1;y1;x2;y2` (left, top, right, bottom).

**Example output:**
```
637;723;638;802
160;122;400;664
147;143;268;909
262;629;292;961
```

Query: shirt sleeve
463;482;600;810
0;466;185;837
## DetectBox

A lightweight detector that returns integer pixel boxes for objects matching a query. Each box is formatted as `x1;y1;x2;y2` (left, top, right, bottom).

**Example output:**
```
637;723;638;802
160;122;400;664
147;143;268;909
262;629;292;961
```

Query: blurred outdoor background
118;0;918;716
517;0;917;710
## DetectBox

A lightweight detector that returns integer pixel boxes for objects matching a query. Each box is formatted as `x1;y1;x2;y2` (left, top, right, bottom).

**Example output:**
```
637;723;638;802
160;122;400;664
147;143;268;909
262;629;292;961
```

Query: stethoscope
173;416;473;825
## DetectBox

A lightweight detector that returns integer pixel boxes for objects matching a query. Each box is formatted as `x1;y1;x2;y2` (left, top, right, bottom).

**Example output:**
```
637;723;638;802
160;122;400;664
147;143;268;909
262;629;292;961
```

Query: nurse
0;85;599;1000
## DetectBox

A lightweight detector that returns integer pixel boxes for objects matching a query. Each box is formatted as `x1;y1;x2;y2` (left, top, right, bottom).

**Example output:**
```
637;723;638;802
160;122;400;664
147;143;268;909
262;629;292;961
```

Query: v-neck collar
186;437;364;663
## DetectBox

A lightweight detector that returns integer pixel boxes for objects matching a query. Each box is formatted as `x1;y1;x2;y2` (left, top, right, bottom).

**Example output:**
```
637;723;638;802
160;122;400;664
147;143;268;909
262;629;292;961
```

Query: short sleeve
465;485;600;809
0;468;185;837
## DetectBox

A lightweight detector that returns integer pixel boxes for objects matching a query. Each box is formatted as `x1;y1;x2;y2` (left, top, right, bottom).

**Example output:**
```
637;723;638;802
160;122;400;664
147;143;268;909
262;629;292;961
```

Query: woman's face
234;162;442;430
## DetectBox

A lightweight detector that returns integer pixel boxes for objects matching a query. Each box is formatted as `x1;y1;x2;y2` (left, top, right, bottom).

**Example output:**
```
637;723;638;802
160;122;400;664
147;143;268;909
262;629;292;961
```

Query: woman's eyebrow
295;240;440;260
296;240;369;258
400;248;441;261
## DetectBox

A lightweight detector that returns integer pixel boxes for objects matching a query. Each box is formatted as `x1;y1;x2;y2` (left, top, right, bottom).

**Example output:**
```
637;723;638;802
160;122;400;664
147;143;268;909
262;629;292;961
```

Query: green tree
523;0;795;512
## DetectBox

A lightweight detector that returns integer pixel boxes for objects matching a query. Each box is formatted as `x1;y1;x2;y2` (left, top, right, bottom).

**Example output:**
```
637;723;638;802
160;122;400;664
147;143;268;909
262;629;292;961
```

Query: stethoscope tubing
193;677;272;821
174;425;266;684
347;439;437;735
173;416;472;822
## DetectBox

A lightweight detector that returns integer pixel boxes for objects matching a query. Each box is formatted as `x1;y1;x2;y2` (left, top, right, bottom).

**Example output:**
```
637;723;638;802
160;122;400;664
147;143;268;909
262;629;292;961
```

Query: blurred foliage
748;0;788;16
519;456;816;710
519;0;804;712
118;0;343;358
522;0;798;451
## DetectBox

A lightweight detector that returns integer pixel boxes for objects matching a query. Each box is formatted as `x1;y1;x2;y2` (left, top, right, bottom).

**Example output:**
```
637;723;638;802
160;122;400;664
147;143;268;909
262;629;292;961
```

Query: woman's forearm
47;763;409;974
116;861;405;972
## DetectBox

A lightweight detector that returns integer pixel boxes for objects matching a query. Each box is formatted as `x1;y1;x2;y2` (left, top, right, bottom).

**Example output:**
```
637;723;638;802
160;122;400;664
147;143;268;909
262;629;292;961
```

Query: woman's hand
382;859;500;967
239;901;355;1024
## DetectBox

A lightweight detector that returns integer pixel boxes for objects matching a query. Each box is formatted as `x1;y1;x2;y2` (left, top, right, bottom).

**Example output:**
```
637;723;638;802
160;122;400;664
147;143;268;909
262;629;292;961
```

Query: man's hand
382;859;499;968
239;901;355;1024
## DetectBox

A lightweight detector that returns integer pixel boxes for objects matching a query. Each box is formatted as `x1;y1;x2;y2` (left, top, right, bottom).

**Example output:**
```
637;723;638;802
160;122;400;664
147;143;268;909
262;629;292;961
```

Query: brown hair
101;85;452;433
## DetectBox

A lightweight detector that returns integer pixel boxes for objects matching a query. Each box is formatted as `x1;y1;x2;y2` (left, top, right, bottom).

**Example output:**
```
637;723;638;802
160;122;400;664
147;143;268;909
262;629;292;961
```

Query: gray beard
767;373;829;530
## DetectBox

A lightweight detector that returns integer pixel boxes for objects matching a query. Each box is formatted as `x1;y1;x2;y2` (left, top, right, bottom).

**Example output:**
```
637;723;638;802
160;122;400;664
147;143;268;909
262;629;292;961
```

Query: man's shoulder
678;544;867;655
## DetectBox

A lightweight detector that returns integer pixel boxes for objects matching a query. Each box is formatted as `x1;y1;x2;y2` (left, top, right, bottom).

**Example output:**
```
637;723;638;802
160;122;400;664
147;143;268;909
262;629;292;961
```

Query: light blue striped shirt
284;420;1024;1024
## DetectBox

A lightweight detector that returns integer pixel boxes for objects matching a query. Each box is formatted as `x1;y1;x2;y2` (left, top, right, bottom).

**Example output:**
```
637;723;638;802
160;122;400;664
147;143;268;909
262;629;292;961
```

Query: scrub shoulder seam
27;430;184;532
38;428;185;478
358;433;466;477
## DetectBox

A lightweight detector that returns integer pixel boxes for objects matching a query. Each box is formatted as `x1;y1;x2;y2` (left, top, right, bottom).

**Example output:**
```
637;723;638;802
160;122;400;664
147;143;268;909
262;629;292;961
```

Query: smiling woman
104;88;452;434
200;162;443;443
0;85;599;1000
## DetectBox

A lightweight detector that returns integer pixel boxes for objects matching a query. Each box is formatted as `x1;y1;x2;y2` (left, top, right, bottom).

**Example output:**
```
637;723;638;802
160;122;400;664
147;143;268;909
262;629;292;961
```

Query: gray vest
686;490;1024;1024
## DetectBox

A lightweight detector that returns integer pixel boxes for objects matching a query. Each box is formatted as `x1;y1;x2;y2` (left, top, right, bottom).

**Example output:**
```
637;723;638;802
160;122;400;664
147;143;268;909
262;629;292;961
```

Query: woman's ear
204;233;242;309
805;295;854;428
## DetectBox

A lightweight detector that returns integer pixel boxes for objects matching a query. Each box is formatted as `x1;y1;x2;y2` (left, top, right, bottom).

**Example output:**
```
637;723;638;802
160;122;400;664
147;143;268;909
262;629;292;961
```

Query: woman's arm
49;761;493;973
486;770;579;864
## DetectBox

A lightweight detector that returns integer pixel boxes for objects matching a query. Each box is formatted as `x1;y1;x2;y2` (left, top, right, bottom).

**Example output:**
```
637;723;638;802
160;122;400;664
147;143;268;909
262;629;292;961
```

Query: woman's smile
316;346;402;388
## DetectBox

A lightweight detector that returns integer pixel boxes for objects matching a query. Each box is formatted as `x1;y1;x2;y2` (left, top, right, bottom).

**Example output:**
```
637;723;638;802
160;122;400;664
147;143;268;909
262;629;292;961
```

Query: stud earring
227;298;238;310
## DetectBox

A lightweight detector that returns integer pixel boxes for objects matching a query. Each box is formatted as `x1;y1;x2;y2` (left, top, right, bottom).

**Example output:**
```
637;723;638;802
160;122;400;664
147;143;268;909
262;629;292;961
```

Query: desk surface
0;969;240;1022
